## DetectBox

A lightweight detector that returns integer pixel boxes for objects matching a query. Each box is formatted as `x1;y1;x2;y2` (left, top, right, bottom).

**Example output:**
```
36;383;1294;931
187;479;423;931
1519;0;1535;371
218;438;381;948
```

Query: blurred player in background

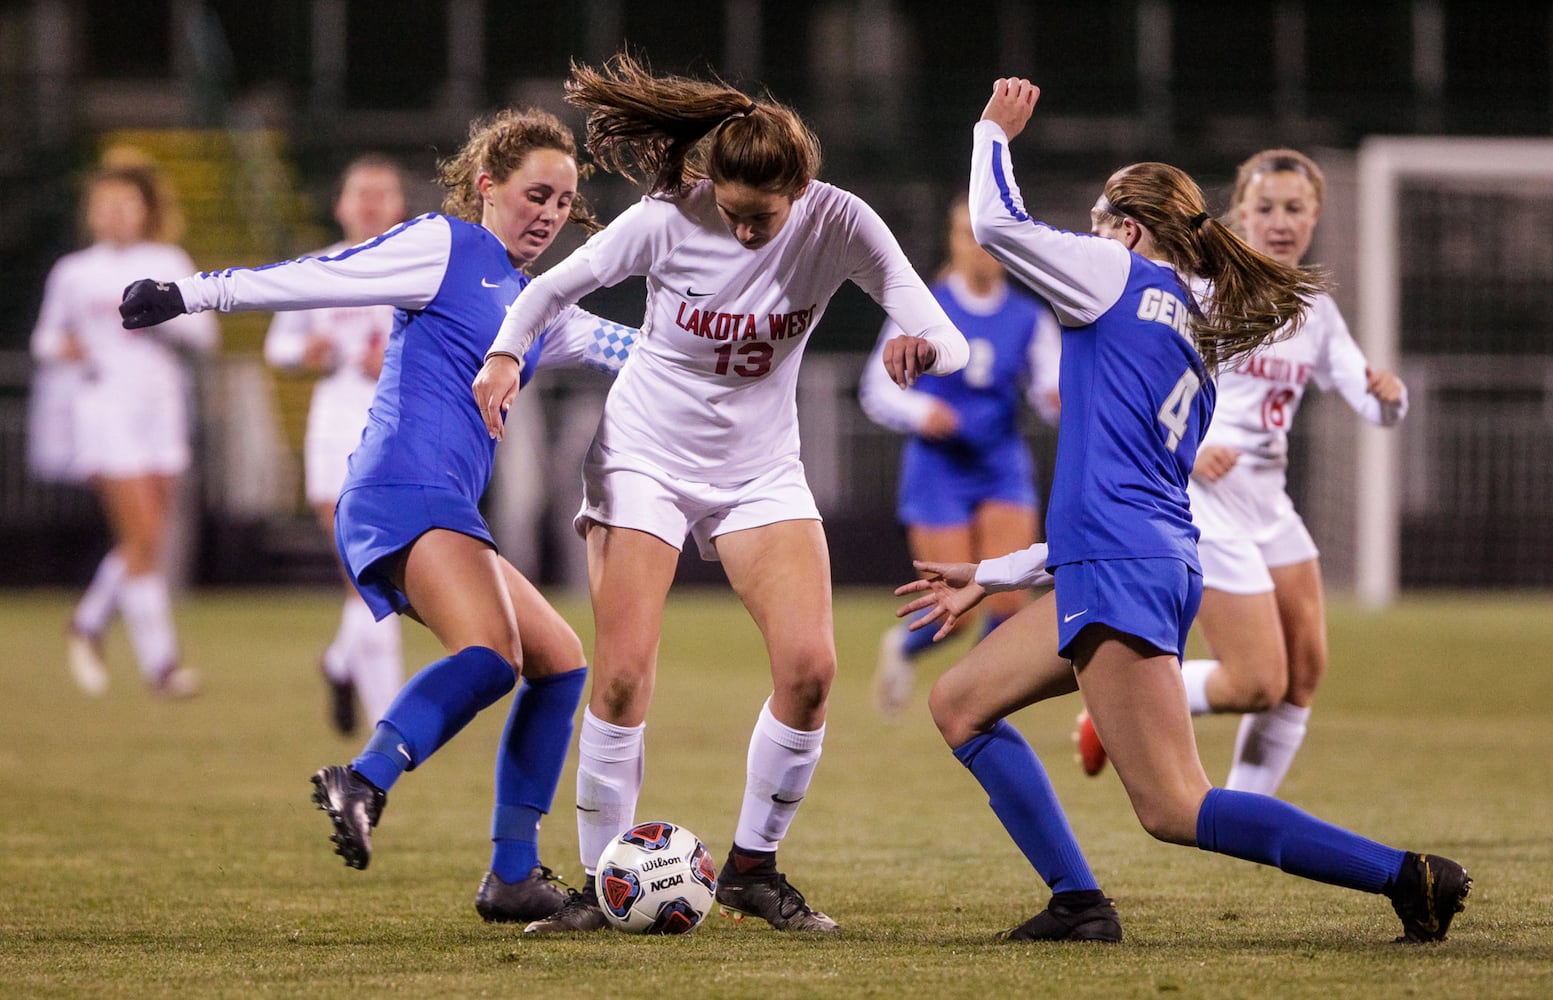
264;154;411;736
1075;150;1409;795
860;194;1060;715
475;51;968;935
121;108;638;926
31;153;217;698
897;78;1467;945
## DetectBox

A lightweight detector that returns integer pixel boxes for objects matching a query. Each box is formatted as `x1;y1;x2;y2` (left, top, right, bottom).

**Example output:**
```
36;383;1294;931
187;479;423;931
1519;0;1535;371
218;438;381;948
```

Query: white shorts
72;372;190;479
304;374;377;506
575;442;821;561
1188;461;1318;595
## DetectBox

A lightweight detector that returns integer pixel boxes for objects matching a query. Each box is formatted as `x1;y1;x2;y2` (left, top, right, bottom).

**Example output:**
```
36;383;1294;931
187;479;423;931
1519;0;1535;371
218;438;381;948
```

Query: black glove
120;279;188;329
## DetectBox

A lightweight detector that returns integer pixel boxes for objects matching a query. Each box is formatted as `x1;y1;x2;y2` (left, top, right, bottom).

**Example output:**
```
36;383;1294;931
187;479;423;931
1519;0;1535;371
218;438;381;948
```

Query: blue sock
1195;787;1407;893
978;612;1009;642
953;719;1099;893
490;665;588;881
900;612;940;658
351;646;516;793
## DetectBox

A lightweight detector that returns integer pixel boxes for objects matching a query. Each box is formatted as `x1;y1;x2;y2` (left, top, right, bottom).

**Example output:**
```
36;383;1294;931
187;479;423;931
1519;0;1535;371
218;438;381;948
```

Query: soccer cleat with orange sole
1073;710;1108;776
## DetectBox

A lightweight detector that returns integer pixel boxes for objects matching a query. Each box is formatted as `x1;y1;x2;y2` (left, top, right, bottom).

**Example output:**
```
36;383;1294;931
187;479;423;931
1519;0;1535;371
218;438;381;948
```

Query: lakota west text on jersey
675;300;816;341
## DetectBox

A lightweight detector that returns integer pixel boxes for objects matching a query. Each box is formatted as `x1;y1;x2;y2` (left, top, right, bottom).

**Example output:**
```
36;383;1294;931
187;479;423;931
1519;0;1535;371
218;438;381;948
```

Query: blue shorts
335;483;495;620
1053;557;1202;661
897;438;1038;528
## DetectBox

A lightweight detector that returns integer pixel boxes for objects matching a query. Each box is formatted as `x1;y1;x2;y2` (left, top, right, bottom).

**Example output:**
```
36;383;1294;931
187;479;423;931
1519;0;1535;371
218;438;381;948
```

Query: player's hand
1365;366;1404;405
119;279;187;329
883;335;939;388
1193;444;1240;482
980;78;1041;140
918;400;959;440
893;560;985;642
473;354;522;441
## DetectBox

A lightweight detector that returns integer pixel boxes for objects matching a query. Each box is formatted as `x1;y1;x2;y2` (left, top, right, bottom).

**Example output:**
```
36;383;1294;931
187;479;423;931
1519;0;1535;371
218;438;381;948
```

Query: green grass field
2;586;1550;998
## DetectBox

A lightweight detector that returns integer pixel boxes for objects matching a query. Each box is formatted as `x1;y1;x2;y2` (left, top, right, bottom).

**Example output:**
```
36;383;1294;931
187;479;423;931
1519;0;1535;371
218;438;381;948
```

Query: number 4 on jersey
1157;368;1202;452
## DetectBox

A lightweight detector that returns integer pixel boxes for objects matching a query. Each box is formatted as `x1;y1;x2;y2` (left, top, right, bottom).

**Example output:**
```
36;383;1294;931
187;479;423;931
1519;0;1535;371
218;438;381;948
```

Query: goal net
1312;137;1553;605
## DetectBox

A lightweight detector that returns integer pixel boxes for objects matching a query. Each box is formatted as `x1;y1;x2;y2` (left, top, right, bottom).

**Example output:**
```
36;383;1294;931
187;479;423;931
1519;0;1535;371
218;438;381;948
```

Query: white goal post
1355;136;1553;607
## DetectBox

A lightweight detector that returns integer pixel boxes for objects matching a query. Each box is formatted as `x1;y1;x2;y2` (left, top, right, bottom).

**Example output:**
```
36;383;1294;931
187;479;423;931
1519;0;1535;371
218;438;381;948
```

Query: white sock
321;597;359;682
73;552;126;636
576;707;645;876
118;573;177;679
1225;701;1311;796
349;601;403;725
733;698;826;853
1180;658;1217;715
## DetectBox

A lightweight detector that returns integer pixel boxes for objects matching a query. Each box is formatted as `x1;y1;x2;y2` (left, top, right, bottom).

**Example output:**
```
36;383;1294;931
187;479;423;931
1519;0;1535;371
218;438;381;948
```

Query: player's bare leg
1220;558;1327;794
713;519;840;931
929;594;1118;941
525;524;678;935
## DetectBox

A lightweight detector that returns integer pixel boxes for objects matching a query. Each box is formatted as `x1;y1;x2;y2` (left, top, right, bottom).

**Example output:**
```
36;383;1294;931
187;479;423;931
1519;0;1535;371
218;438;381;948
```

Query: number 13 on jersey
1157;368;1202;452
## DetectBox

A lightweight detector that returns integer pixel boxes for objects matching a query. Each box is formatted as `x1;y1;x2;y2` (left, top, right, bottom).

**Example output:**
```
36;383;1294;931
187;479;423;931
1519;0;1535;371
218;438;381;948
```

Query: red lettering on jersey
741;315;758;339
768;312;788;339
677;302;698;334
697;310;716;339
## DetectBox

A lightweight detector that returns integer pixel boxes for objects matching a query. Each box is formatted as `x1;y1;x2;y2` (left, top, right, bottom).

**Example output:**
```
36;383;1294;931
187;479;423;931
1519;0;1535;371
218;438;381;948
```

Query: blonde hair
1231;148;1326;212
565;50;820;198
1095;162;1327;370
436;108;598;232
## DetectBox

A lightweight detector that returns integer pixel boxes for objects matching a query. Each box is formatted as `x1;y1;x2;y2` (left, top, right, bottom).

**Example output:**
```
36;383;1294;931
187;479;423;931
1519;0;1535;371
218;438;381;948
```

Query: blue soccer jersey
967;121;1214;573
860;275;1061;526
176;213;637;613
178;213;636;507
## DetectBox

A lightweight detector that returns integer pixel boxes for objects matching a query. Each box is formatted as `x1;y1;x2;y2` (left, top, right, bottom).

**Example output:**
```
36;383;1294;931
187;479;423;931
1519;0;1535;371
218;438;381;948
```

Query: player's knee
594;668;652;718
525;623;586;678
773;643;835;708
1283;647;1327;704
926;678;978;748
1131;797;1198;846
1221;669;1286;713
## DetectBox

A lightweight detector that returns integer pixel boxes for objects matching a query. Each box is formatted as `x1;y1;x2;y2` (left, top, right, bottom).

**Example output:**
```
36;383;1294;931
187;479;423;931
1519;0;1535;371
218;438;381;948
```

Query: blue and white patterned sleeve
530;303;640;378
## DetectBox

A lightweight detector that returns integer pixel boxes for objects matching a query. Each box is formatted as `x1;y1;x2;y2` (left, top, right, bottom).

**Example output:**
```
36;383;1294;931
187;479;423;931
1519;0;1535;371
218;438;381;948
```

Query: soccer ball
596;821;718;934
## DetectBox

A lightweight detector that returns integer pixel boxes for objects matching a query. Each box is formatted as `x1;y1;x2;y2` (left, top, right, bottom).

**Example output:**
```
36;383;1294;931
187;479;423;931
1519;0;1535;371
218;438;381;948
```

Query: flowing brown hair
436;107;599;233
565;50;820;198
1094;162;1328;370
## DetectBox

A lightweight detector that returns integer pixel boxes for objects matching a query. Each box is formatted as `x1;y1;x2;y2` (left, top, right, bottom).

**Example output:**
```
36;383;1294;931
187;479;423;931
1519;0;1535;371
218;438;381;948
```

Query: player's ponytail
1098;162;1326;371
567;50;820;199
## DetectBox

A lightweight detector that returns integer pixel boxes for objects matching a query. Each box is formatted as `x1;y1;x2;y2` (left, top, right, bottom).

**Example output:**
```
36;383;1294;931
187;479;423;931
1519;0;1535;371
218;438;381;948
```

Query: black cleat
324;665;358;736
716;868;840;932
475;866;569;923
522;879;610;934
996;891;1123;942
1388;852;1471;943
310;766;386;870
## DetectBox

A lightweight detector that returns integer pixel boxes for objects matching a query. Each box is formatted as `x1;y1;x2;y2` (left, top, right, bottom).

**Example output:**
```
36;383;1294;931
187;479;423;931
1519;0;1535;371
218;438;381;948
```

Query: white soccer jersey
32;241;218;380
1203;292;1408;468
31;241;218;477
489;179;969;482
